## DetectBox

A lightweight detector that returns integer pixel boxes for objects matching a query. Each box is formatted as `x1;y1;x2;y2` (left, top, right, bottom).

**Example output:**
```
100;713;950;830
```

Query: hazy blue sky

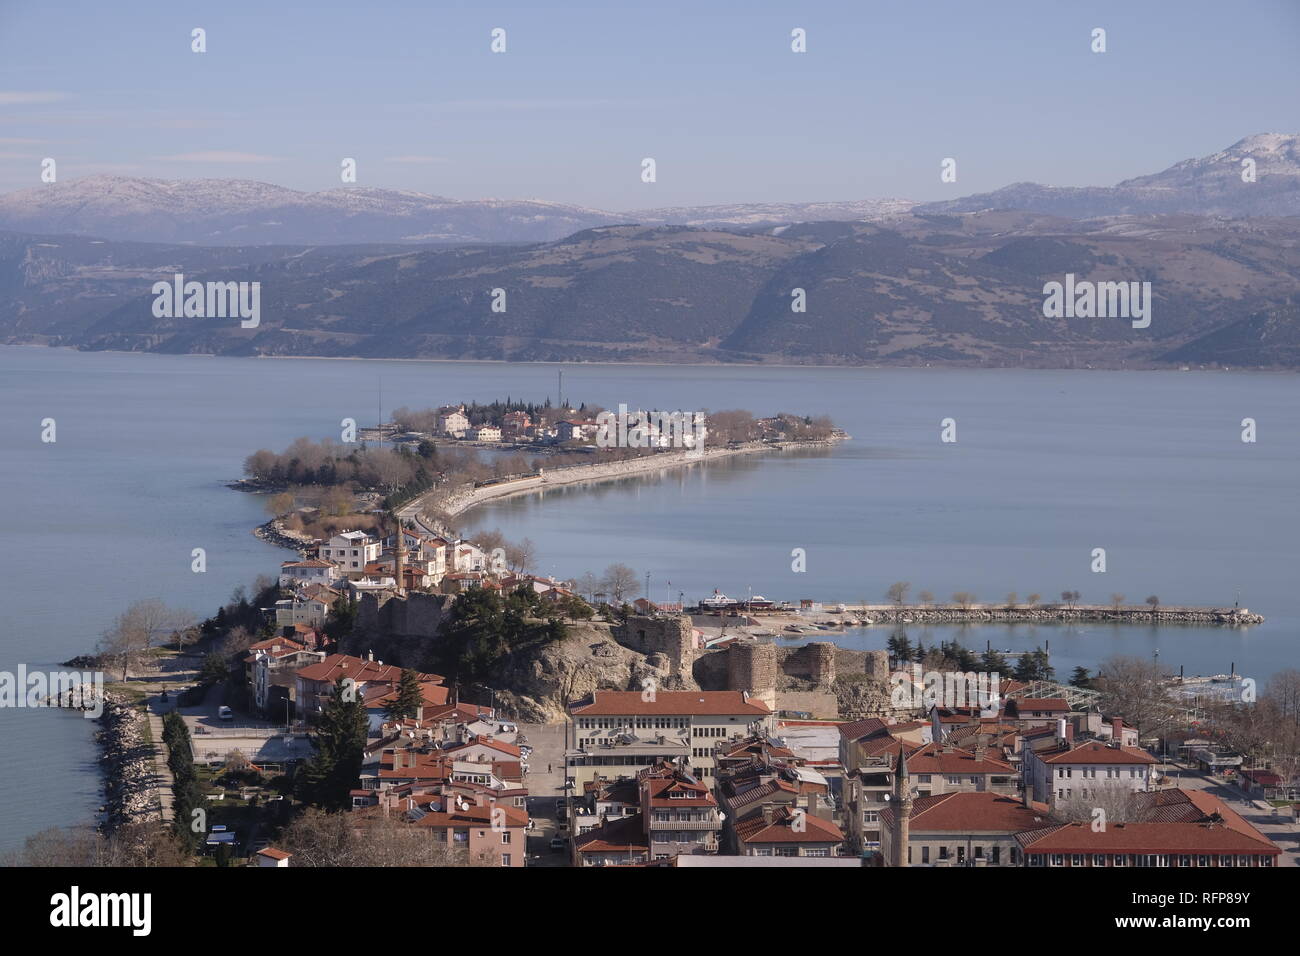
1;0;1297;207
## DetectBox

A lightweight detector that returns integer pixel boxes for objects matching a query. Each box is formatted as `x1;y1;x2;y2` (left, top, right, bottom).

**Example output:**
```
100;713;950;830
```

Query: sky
1;0;1298;209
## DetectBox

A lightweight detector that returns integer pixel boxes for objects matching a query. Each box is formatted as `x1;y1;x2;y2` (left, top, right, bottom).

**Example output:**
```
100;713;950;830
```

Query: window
1071;854;1083;867
992;847;1000;865
501;832;511;844
1050;854;1064;867
1221;855;1234;867
1197;855;1210;867
501;854;511;866
922;846;930;864
1178;855;1190;867
1094;854;1106;867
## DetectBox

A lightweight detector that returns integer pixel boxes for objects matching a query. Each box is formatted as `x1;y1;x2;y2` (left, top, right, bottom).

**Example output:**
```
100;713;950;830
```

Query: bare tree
279;807;475;867
1146;595;1160;613
1061;590;1081;610
601;564;638;605
506;538;536;575
1110;593;1126;612
1052;785;1146;825
952;592;977;611
98;599;192;680
886;582;911;606
1096;655;1176;738
918;590;935;606
1026;593;1041;608
1006;592;1018;608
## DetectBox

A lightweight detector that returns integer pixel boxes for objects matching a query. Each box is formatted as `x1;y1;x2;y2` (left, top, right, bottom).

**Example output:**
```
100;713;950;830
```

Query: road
1157;761;1298;866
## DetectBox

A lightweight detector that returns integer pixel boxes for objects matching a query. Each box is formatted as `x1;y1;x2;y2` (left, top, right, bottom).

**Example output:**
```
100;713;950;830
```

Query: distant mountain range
1;134;1296;245
4;211;1299;368
1;134;1298;369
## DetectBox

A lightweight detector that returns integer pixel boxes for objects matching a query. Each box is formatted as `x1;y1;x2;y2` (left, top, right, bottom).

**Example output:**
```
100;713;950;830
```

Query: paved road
518;722;573;866
1158;761;1298;866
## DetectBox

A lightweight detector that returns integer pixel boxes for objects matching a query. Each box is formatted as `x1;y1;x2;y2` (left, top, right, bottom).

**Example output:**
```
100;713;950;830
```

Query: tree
98;599;195;680
278;807;473;867
1061;590;1081;610
297;678;370;812
1053;785;1145;824
1096;655;1174;737
386;668;425;722
1013;647;1054;682
601;564;638;605
952;592;977;611
886;582;911;606
1146;595;1160;613
980;648;1011;677
1069;666;1092;688
324;595;358;644
266;491;296;516
918;590;935;606
1006;592;1018;607
1110;593;1126;612
1026;593;1041;608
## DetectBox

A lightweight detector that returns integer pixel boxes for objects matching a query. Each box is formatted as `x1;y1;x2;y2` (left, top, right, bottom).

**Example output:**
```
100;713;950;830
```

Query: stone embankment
409;438;839;522
254;518;315;555
847;603;1263;627
97;693;163;830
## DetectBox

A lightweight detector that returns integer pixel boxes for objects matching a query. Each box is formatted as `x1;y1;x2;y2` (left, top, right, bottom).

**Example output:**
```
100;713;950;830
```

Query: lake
1;345;1296;847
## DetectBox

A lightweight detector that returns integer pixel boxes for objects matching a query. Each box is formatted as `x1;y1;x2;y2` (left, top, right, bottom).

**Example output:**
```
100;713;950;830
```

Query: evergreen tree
297;678;369;812
385;668;425;721
980;648;1010;677
1069;665;1092;688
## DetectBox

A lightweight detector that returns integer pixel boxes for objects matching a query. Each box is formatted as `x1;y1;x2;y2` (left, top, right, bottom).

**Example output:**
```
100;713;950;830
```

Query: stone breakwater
846;603;1263;627
254;518;315;555
414;439;839;522
97;694;162;830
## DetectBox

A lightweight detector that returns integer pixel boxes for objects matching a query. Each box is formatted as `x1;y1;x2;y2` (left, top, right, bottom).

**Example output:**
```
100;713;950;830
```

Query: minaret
391;510;408;597
894;746;912;867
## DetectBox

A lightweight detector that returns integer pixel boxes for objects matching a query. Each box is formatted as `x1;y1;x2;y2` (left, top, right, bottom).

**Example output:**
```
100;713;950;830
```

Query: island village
52;401;1297;871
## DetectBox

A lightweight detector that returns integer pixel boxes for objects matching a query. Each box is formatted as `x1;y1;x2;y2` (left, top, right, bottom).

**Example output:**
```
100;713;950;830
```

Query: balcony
649;817;720;831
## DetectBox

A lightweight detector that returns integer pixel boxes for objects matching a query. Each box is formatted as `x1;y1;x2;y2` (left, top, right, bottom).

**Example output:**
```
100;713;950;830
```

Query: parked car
218;706;233;721
549;837;567;852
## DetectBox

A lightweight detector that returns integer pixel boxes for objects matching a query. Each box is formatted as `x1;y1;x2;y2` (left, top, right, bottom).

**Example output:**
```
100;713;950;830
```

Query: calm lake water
1;345;1297;847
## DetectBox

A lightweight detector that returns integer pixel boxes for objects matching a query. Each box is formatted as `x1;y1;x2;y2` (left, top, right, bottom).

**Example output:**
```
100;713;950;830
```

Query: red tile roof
734;805;844;845
1037;740;1158;765
880;791;1052;833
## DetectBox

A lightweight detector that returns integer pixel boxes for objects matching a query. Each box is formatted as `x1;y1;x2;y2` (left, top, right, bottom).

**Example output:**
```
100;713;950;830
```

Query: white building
278;559;339;588
438;410;470;438
466;425;501;442
320;531;381;575
1022;734;1158;808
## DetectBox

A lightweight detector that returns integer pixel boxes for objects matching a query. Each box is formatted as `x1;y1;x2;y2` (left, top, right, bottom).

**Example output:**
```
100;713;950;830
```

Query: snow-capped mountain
1;135;1296;245
916;133;1300;219
0;175;625;245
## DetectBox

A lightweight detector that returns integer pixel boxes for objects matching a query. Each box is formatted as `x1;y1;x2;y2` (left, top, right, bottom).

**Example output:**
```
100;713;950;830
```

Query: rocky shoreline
254;518;315;555
96;693;162;831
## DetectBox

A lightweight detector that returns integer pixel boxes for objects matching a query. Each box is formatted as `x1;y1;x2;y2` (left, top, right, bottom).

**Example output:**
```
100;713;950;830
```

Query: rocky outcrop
481;622;693;723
